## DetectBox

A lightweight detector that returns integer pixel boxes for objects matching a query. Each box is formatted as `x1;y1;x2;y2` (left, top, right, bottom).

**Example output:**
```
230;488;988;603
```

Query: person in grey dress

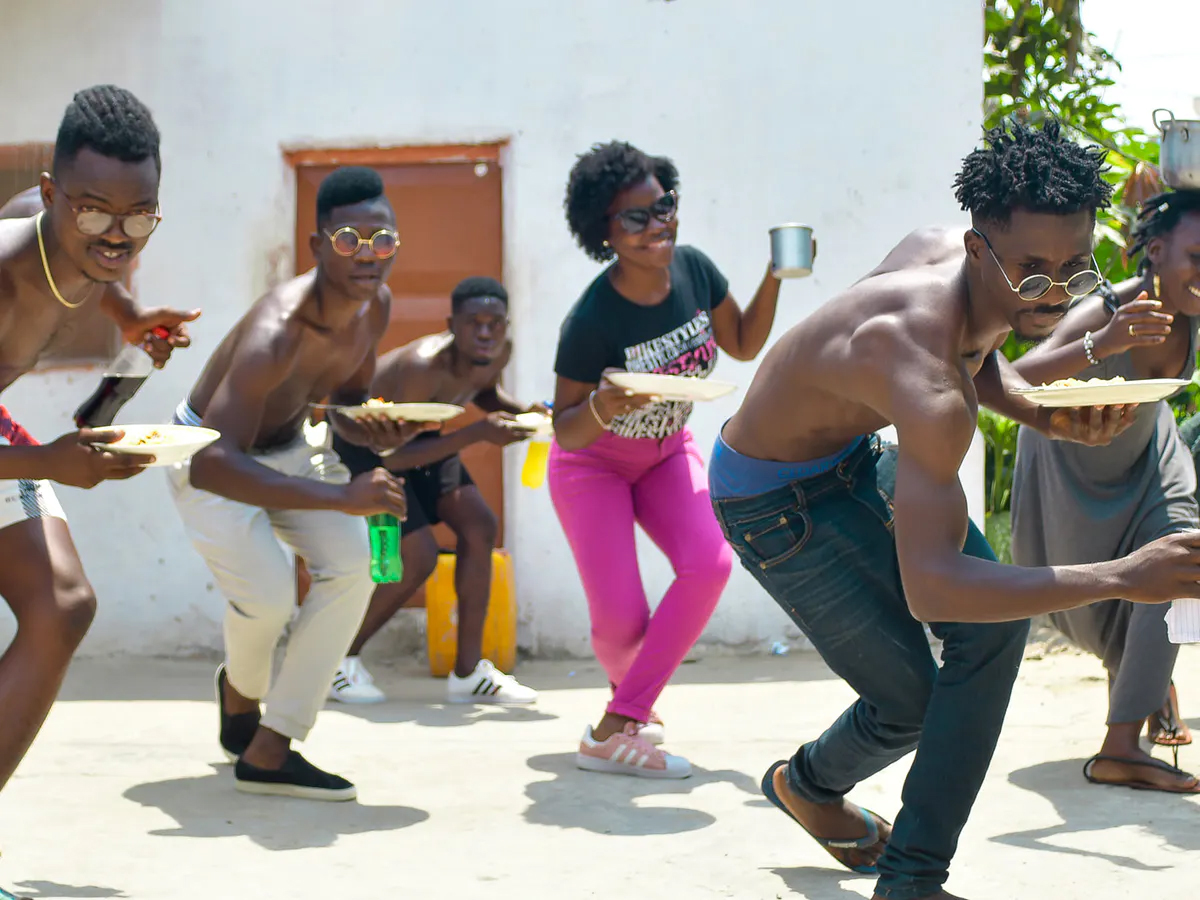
1011;189;1200;793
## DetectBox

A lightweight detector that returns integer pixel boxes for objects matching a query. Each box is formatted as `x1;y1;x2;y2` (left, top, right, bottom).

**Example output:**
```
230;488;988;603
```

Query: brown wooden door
293;151;506;553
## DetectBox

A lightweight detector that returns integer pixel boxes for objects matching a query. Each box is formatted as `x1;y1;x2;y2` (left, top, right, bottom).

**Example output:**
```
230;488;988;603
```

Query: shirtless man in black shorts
168;166;421;801
710;120;1200;899
330;276;542;705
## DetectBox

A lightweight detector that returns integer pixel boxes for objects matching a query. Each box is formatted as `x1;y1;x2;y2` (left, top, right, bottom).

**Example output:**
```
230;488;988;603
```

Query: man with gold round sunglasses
166;165;428;802
0;85;197;841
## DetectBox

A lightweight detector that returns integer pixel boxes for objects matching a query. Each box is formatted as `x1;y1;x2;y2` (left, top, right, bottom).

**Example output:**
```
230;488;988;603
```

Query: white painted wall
1083;0;1200;133
0;0;983;657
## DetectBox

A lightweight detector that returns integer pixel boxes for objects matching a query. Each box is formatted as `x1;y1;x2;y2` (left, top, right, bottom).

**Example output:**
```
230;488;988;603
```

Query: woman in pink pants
550;141;782;778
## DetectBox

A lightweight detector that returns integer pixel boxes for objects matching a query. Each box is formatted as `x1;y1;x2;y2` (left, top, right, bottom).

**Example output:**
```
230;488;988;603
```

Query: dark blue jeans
712;437;1028;900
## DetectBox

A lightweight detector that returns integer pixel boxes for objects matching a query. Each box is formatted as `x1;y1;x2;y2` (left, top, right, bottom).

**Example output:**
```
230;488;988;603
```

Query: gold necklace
35;211;95;309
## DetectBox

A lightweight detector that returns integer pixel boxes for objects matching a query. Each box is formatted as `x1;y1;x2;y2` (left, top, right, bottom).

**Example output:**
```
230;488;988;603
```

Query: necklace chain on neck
35;211;96;310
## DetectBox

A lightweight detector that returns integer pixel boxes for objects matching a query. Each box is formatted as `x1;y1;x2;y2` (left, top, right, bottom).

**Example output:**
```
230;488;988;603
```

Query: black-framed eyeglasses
972;228;1101;301
58;189;161;239
610;190;678;235
324;226;400;259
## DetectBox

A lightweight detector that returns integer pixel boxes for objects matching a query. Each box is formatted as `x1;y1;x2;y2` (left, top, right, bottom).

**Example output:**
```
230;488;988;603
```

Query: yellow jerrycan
425;549;517;677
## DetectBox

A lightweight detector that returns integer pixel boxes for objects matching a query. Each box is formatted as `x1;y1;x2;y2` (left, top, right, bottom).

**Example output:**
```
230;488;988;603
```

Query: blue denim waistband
708;431;866;500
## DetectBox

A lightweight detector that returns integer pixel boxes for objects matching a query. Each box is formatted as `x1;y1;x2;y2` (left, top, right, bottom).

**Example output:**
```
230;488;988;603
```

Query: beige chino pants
167;421;371;741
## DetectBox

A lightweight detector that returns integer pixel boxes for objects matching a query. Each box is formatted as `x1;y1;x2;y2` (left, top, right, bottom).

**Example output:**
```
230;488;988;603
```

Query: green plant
978;408;1020;514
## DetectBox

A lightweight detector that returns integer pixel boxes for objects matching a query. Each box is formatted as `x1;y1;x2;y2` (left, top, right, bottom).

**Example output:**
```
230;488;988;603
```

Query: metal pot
1153;109;1200;190
769;223;817;278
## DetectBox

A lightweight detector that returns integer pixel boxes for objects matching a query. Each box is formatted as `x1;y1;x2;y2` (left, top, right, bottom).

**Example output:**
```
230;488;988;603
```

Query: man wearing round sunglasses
0;85;197;821
167;166;421;802
329;276;542;706
710;119;1200;900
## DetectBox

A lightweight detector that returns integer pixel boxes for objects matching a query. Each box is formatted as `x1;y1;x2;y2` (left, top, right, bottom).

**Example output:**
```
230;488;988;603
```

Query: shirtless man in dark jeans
710;120;1200;899
331;276;542;704
168;166;419;801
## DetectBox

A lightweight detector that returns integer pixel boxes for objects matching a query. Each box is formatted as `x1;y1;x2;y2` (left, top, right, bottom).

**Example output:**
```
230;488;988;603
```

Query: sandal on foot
1;887;30;900
1082;754;1200;794
760;760;889;875
1147;682;1191;767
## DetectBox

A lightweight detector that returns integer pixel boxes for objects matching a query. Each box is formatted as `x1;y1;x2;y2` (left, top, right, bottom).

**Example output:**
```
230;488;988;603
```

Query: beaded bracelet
1083;331;1100;366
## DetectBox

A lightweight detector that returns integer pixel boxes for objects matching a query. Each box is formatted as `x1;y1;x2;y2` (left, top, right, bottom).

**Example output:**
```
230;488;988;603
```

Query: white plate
90;424;220;467
1012;378;1191;407
509;411;554;437
606;372;738;403
336;402;465;423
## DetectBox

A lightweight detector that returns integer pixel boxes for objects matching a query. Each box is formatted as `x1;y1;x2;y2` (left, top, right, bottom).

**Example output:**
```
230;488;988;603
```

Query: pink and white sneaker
636;711;665;746
576;723;691;779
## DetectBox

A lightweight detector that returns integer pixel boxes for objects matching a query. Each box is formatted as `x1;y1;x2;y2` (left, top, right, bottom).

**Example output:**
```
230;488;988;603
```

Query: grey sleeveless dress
1010;295;1198;725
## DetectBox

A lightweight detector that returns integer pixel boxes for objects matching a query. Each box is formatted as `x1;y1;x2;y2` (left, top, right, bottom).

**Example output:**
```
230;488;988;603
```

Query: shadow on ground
332;701;558;728
11;883;127;899
522;752;759;836
992;756;1200;870
769;866;874;899
121;765;428;851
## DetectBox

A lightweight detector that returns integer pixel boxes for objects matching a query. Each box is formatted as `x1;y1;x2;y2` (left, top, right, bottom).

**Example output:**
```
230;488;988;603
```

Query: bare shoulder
0;218;29;258
0;188;42;221
859;226;966;281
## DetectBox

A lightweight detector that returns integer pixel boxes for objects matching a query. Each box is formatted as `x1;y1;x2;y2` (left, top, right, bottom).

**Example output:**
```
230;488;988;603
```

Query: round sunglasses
324;226;400;259
60;193;161;239
611;190;678;235
973;228;1102;301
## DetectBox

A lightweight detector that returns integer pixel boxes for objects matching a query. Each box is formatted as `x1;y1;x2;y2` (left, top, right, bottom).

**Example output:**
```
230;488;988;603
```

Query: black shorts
333;434;474;535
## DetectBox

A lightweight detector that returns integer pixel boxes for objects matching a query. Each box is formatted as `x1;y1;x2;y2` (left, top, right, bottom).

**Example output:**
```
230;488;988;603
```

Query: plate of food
89;424;220;467
605;372;738;403
1012;375;1192;407
503;411;553;437
335;399;466;423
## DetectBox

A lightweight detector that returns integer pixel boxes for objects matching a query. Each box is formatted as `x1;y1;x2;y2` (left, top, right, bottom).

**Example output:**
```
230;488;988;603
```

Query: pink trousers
548;428;733;721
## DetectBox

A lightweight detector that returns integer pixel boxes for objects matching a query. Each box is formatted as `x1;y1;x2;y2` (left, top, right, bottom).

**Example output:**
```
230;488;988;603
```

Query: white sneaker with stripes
576;723;692;779
447;659;538;705
329;657;386;704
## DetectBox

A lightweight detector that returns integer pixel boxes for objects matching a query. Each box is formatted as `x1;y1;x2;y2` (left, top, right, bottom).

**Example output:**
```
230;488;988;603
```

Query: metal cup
769;223;816;278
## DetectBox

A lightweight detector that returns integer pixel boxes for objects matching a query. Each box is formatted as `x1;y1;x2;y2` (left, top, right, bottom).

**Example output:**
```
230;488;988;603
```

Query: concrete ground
1;642;1198;900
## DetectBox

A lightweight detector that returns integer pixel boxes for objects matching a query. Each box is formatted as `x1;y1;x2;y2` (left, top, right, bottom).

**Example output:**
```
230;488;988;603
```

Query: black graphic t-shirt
554;245;728;440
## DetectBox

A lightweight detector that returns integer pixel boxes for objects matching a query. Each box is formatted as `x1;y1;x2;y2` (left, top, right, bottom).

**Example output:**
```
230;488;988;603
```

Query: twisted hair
565;141;679;262
954;118;1112;226
1128;189;1200;274
53;85;160;174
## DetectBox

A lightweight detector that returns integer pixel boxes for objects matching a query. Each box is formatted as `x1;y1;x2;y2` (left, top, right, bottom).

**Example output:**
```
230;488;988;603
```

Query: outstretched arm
891;376;1189;621
710;264;782;361
973;349;1137;446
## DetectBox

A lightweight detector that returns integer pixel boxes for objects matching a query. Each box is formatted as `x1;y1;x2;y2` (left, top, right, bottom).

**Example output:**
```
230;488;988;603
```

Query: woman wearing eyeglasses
1009;188;1200;794
549;141;782;778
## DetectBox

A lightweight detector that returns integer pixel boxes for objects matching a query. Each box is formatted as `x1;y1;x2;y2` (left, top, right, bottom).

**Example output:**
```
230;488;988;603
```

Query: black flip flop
1082;754;1200;794
760;760;889;875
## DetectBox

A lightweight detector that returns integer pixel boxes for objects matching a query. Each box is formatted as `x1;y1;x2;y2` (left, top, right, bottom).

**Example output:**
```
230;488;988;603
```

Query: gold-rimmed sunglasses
58;189;161;239
324;226;400;259
972;228;1102;301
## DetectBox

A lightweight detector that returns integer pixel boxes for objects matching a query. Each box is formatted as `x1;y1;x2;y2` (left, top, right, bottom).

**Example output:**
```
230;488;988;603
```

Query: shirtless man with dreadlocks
709;121;1200;899
1011;187;1200;795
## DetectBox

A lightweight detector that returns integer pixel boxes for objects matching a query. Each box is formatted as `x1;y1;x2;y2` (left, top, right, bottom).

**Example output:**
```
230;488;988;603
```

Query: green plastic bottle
367;513;403;583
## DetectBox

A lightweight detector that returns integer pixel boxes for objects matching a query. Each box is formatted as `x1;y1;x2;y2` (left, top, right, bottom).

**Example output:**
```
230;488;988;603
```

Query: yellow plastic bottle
521;439;550;489
520;401;552;489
